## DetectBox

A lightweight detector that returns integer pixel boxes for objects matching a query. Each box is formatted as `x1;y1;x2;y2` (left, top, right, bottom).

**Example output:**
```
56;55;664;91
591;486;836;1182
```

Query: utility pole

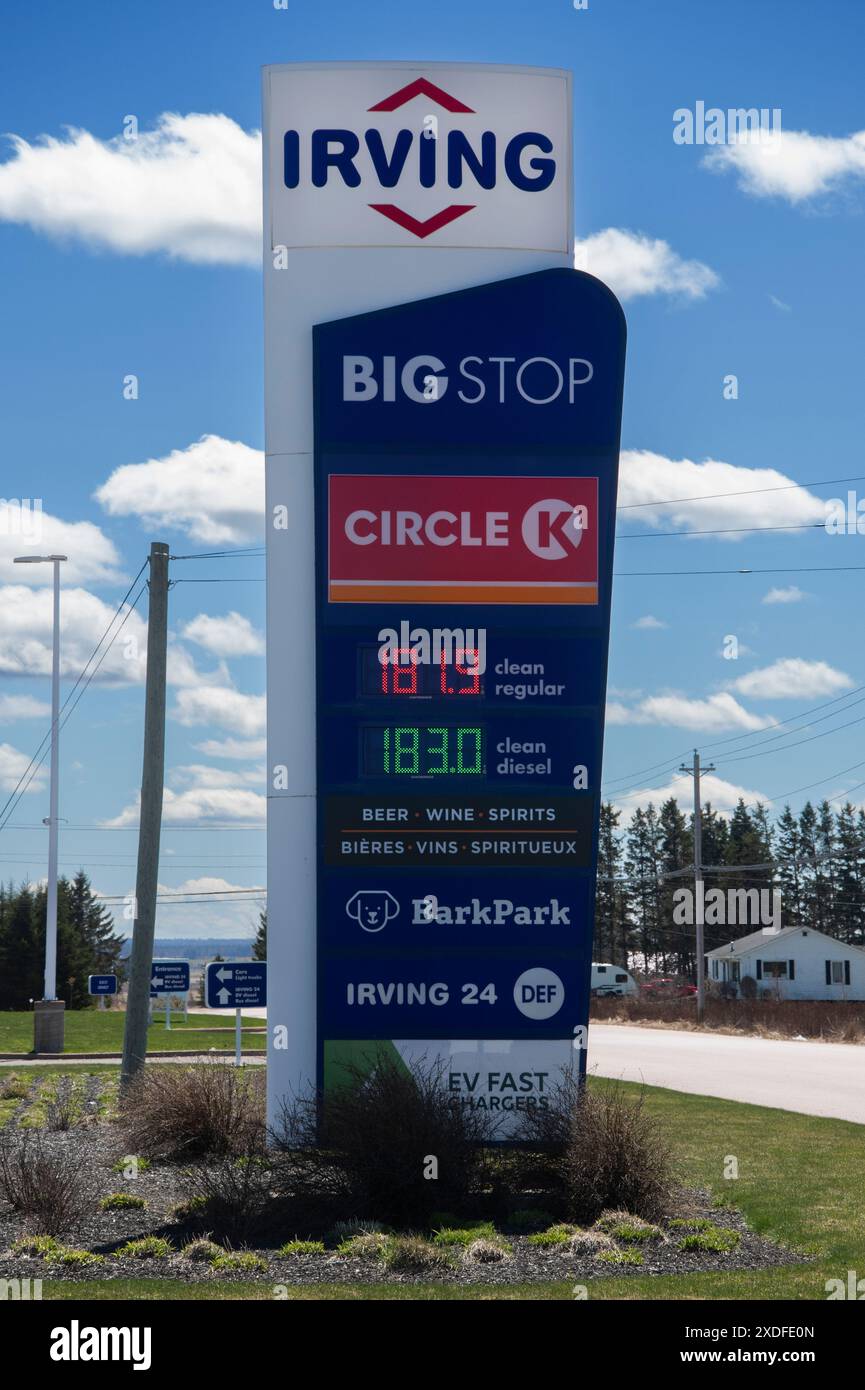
679;749;715;1024
14;553;67;1053
121;543;169;1091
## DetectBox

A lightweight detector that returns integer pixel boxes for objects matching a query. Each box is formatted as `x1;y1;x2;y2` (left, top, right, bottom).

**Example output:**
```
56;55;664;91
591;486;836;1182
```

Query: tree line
0;870;126;1010
596;797;865;975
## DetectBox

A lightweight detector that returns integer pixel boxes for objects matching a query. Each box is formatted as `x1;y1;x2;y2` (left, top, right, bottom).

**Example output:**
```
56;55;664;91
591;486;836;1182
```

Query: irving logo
328;474;598;605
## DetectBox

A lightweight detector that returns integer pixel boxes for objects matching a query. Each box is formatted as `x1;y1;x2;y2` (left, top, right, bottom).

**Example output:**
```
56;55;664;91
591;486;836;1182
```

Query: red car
640;977;697;999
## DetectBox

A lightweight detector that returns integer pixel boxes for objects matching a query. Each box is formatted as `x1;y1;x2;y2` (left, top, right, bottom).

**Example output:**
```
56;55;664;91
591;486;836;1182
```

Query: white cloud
171;763;263;791
614;771;772;818
0;694;50;720
618;450;826;535
762;586;806;605
195;736;267;761
729;658;853;700
0;504;124;587
607;692;773;732
769;295;792;313
0;113;261;265
182;611;264;658
631;615;667;630
705;127;865;203
172;685;266;736
106;780;266;828
95;435;264;545
0;584;228;689
0;742;47;794
574;228;719;301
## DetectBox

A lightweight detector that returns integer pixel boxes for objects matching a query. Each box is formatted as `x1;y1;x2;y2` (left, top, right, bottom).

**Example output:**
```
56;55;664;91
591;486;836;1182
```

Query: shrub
273;1051;494;1228
210;1251;267;1272
177;1155;274;1245
527;1223;579;1248
336;1233;389;1259
507;1208;555;1232
516;1078;674;1225
380;1236;453;1272
99;1193;147;1211
278;1239;325;1256
11;1234;60;1258
46;1247;104;1268
679;1226;740;1253
432;1222;497;1248
181;1237;223;1262
114;1236;173;1259
597;1248;644;1266
568;1229;615;1256
121;1064;265;1161
112;1156;151;1175
0;1131;91;1235
329;1218;387;1243
464;1238;509;1264
0;1075;29;1101
169;1195;207;1222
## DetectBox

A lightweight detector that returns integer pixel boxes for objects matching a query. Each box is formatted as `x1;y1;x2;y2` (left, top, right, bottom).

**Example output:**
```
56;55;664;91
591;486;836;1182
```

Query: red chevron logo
368;203;476;239
368;78;474;114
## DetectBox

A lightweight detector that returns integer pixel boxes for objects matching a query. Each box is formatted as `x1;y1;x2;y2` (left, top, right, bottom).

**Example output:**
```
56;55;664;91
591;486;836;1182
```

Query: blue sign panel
313;269;625;1131
205;961;267;1009
88;974;117;996
149;960;190;996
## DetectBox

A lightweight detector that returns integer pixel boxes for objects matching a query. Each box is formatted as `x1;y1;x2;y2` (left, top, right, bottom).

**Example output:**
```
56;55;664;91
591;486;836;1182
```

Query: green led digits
380;726;483;776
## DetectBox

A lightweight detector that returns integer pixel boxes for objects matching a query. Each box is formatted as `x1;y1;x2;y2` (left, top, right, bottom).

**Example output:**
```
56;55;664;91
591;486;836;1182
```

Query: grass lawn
4;1072;863;1300
0;1010;265;1055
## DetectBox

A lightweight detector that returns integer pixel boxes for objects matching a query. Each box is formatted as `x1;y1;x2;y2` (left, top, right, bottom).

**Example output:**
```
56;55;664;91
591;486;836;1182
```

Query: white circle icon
521;499;583;560
513;968;565;1019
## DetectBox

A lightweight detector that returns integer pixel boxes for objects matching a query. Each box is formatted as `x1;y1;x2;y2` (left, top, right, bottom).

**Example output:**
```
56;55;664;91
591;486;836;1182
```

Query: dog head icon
346;891;400;933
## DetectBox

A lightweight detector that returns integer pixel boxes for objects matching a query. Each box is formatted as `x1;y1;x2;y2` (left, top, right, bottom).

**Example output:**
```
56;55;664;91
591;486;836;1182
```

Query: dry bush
121;1064;265;1161
515;1076;674;1225
591;993;865;1042
0;1131;91;1235
177;1155;275;1246
273;1051;495;1229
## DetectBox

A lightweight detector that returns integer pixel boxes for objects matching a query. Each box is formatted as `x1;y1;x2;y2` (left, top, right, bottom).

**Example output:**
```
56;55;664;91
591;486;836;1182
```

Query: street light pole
14;553;67;1051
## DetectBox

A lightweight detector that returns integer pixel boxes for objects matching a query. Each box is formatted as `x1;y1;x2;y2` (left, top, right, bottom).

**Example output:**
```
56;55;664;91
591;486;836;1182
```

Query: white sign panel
265;63;571;252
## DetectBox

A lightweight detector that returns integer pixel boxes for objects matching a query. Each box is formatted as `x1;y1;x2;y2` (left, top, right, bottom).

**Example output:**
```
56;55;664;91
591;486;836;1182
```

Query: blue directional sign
205;961;267;1009
88;974;117;996
313;268;625;1129
149;960;190;996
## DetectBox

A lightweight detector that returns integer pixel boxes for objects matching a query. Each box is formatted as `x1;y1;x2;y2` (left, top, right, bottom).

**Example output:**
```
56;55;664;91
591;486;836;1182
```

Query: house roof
706;926;865;959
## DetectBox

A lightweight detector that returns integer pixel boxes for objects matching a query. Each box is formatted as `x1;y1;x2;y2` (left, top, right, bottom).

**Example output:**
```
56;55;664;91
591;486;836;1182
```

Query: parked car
591;962;639;997
640;976;697;999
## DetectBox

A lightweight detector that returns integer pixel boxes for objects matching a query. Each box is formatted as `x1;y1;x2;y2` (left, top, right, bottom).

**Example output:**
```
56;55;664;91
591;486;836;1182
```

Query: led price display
359;645;483;699
361;724;485;778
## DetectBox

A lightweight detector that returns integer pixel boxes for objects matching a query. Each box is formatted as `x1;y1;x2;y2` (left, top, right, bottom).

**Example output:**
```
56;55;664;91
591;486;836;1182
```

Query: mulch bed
0;1114;807;1287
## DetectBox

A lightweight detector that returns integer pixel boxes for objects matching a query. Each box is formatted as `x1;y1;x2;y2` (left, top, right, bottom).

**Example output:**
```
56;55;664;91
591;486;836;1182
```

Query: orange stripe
329;583;598;605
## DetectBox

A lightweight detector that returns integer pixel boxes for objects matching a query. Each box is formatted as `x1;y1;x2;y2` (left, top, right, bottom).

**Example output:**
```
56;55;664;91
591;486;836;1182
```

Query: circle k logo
522;499;586;560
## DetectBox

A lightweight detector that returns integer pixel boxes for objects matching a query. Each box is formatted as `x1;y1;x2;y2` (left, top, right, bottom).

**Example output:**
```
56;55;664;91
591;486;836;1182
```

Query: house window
615;973;628;984
827;961;849;985
731;961;741;983
763;961;788;979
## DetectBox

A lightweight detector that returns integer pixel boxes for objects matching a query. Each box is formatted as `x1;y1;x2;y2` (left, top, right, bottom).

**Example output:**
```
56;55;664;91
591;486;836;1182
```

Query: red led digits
381;647;418;695
439;648;481;696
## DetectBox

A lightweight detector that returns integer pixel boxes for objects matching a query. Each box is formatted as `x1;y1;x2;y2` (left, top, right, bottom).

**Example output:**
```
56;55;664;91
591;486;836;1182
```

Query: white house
706;926;865;1002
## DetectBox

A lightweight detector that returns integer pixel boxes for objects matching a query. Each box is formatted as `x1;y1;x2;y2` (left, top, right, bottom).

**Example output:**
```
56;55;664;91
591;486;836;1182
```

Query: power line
616;471;865;510
0;566;148;836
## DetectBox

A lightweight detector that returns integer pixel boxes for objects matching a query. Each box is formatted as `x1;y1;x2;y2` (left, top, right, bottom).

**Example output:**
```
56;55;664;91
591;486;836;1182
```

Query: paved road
588;1023;865;1125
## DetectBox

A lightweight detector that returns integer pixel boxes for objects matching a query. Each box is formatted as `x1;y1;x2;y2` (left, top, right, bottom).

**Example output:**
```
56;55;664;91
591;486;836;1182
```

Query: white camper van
591;962;638;997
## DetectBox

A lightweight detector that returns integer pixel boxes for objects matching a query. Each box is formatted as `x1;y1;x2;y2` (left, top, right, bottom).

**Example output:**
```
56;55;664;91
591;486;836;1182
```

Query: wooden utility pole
120;543;169;1091
679;750;715;1024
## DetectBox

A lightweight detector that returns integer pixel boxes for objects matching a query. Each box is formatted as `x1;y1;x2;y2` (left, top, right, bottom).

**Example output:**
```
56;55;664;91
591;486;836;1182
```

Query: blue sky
1;0;864;937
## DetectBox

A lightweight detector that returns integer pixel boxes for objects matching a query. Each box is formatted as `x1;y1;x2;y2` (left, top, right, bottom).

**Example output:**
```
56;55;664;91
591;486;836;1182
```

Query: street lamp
14;554;67;1052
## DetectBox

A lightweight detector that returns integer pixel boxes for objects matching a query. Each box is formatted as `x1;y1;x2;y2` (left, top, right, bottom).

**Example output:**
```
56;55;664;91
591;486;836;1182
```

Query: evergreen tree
775;805;804;924
66;870;126;979
253;910;267;961
658;797;692;975
0;883;41;1010
625;804;663;971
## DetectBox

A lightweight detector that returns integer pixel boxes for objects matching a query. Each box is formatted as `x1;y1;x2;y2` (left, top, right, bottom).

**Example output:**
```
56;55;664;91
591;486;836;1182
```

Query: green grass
0;1011;265;1056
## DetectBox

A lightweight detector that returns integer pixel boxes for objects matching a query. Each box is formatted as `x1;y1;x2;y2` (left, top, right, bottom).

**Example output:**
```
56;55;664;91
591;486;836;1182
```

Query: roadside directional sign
205;962;267;1009
88;974;117;996
149;960;190;996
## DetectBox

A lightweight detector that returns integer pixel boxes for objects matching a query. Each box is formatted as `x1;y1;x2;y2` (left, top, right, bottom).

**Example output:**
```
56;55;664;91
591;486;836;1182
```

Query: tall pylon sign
262;62;624;1134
